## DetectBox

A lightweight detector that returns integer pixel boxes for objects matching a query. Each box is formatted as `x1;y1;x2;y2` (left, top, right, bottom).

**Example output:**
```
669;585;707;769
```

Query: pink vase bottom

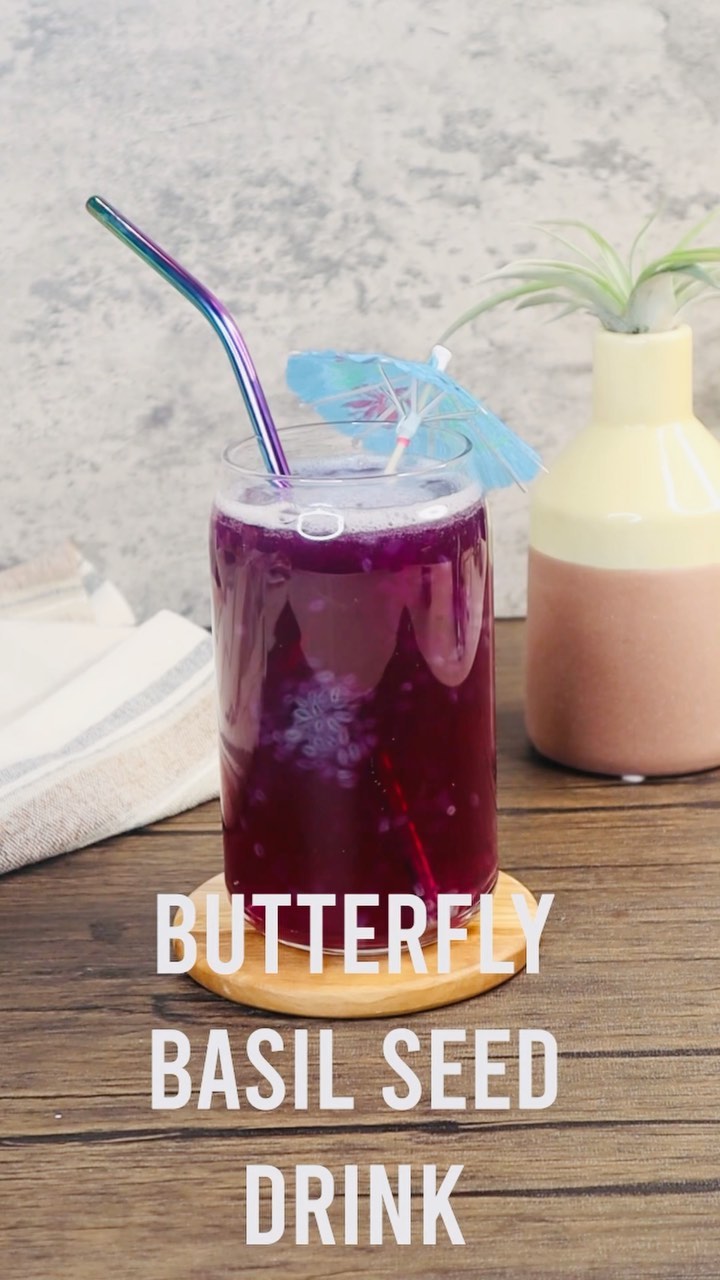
526;548;720;777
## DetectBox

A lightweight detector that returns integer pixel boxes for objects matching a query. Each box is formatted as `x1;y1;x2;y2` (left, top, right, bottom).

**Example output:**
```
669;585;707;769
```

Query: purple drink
210;429;497;951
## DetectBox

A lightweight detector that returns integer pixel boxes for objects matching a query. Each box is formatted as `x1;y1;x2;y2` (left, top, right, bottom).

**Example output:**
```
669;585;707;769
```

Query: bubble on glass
297;505;345;541
420;503;450;521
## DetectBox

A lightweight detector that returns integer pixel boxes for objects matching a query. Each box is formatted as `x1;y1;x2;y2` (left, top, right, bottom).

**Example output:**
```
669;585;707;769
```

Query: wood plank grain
1;1139;718;1279
2;620;719;1279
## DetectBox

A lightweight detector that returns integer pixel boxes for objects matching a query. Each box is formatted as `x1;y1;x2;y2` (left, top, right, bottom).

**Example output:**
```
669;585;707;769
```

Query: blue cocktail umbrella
286;344;542;489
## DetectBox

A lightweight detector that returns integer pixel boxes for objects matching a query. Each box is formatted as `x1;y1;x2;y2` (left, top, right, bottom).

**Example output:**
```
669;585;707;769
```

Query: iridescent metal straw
86;196;290;476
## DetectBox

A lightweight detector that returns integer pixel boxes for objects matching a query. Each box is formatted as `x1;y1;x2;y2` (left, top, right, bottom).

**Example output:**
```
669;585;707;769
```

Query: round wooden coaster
179;871;536;1018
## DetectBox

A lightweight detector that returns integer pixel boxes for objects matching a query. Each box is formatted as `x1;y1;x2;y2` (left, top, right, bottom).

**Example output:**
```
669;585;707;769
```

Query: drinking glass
209;422;497;951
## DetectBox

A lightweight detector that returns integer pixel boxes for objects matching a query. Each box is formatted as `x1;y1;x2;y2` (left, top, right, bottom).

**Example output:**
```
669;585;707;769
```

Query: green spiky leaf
441;211;720;339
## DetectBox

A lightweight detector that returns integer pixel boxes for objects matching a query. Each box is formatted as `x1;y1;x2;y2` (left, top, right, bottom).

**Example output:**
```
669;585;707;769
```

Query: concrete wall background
3;0;720;622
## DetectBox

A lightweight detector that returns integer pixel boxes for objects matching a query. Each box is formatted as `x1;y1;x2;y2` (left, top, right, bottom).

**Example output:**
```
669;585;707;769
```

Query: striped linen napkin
0;543;220;874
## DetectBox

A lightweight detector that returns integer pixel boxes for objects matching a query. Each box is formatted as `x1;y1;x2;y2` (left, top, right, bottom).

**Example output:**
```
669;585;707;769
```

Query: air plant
442;211;720;340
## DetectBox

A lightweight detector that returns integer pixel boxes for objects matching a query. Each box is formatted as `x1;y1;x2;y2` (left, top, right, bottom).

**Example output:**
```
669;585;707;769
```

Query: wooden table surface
2;620;719;1279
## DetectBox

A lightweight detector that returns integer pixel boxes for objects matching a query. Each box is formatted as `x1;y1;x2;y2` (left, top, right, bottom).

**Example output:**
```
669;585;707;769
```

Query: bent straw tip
86;194;111;221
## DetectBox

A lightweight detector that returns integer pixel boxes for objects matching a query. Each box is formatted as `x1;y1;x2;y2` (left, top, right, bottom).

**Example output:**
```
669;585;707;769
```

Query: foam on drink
217;452;485;538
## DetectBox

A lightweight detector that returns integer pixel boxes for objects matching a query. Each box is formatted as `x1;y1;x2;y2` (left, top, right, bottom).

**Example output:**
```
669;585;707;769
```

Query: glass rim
221;421;473;486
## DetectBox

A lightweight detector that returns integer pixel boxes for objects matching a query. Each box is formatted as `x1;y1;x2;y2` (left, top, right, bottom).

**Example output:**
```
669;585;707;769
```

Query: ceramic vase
525;323;720;777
